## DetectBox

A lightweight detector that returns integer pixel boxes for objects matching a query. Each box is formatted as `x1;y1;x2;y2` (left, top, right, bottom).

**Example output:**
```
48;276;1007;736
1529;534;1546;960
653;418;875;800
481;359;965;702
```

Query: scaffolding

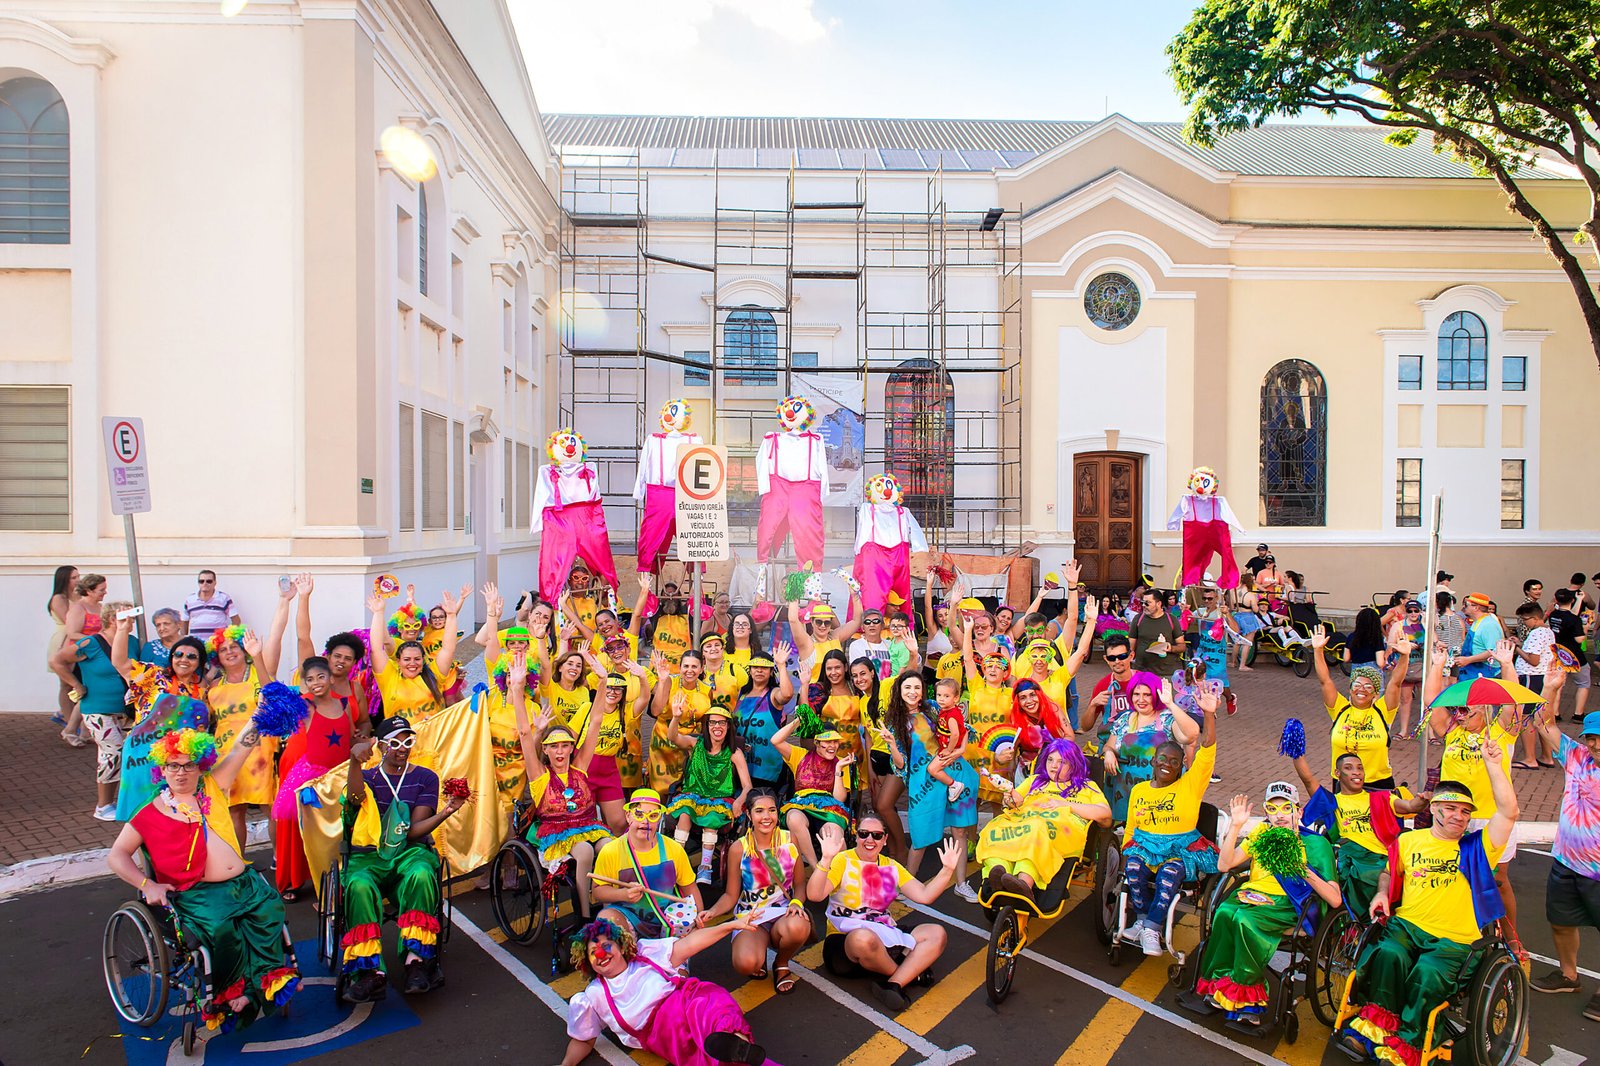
556;148;1022;560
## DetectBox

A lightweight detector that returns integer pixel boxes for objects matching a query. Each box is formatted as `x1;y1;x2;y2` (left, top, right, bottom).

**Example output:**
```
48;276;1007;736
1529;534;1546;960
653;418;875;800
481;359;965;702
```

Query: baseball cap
1256;543;1270;551
1580;711;1600;738
1265;780;1300;805
813;729;844;742
1437;570;1454;582
375;716;415;740
1404;599;1423;610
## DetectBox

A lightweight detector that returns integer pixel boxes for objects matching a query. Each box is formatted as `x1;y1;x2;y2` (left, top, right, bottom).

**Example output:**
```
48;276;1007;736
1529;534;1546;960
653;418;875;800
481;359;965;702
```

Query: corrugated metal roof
543;114;1560;179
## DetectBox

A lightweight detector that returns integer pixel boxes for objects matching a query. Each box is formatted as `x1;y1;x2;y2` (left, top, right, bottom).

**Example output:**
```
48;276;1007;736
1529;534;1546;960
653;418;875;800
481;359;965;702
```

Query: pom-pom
1249;825;1307;879
252;682;309;738
442;777;473;803
794;700;826;738
1277;718;1307;760
783;570;810;602
490;656;541;695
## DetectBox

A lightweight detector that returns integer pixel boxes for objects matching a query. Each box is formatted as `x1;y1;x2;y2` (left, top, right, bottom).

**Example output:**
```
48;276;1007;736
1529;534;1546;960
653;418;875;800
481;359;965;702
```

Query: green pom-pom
794;702;825;738
1249;825;1307;879
783;570;809;602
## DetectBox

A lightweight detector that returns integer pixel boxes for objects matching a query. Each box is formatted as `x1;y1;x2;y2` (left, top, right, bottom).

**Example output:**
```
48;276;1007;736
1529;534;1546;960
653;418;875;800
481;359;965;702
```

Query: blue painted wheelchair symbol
118;940;418;1065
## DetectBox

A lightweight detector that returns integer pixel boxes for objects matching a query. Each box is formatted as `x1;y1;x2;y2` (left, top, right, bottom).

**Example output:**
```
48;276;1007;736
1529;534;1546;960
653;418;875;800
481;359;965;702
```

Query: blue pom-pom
252;681;309;738
1277;718;1307;760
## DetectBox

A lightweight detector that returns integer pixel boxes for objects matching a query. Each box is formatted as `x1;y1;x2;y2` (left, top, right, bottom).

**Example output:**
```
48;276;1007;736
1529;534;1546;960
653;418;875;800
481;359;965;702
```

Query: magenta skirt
641;978;781;1066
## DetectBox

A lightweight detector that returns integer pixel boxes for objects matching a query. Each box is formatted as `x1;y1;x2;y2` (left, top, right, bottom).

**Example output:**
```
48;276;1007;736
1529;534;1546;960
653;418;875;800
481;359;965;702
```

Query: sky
506;0;1215;121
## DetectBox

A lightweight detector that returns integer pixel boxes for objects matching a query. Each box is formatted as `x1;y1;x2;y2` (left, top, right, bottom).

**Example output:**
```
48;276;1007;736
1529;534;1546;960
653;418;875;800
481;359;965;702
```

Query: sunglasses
856;829;887;841
171;651;200;662
197;579;215;585
1104;652;1130;662
1264;801;1296;815
379;734;417;750
561;787;577;814
863;617;883;625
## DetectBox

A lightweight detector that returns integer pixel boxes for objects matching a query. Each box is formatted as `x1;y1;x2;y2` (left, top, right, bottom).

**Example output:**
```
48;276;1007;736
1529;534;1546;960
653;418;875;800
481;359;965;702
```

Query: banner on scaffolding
793;372;865;507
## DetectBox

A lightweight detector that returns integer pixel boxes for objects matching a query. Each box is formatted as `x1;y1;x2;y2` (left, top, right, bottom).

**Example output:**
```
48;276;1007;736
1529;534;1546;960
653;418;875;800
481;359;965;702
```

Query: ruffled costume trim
665;792;735;827
781;790;851;827
1195;975;1267;1012
260;965;300;1007
533;821;610;862
340;922;383;975
398;909;440;960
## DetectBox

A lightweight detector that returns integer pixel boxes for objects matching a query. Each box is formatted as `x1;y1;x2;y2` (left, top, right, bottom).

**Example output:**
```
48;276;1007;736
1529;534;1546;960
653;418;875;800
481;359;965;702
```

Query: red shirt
935;705;967;749
1091;673;1135;733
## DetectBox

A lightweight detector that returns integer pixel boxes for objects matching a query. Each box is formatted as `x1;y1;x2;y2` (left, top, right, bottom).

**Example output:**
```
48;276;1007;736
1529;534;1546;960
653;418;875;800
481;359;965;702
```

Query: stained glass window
724;306;778;385
884;357;954;528
0;77;69;244
1084;272;1140;331
1259;359;1327;526
1437;311;1487;390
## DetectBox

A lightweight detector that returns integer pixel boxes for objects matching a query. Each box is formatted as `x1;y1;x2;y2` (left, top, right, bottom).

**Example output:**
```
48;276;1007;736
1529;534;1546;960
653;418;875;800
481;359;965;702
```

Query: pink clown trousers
629;977;781;1066
636;483;677;575
853;541;910;614
1180;518;1240;590
539;499;619;602
756;474;824;569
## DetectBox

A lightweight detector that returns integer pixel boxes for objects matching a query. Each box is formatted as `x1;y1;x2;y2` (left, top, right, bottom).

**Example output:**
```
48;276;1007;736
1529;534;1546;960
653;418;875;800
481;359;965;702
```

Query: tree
1167;0;1600;369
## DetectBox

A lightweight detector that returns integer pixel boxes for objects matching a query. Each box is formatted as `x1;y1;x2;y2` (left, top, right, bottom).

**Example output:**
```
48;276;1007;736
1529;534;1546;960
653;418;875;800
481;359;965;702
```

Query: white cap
1265;780;1299;805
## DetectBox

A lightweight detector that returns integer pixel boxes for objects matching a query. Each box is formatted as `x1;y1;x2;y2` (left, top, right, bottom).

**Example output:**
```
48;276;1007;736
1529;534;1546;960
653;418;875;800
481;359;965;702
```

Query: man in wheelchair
107;724;300;1033
1335;736;1519;1066
1187;781;1341;1027
338;716;466;1002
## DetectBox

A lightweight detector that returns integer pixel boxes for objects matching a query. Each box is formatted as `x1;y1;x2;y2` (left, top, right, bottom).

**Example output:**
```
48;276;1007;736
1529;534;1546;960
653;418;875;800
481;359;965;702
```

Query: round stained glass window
1084;272;1141;331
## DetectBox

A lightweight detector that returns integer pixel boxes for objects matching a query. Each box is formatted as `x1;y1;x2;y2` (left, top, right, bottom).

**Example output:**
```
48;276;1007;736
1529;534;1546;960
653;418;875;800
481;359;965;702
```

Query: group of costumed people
92;396;1545;1066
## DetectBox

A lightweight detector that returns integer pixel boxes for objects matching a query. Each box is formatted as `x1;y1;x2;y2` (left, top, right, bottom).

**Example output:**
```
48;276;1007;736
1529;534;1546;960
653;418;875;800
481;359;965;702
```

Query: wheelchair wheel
317;866;342;969
1309;909;1360;1029
1291;645;1314;678
985;906;1020;1007
103;901;171;1026
1199;870;1244;941
490;839;546;946
182;1019;198;1056
439;855;454;946
1464;950;1528;1066
1092;836;1122;946
1273;649;1294;668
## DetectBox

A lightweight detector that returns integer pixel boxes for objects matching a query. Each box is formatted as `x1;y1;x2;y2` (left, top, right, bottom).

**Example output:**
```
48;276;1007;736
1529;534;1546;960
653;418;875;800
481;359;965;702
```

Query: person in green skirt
1183;781;1341;1030
1291;749;1430;915
664;702;752;884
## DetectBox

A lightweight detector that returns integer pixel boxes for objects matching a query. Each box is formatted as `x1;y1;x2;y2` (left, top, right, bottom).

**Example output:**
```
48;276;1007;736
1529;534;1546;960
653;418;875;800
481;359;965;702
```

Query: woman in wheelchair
337;715;466;1002
1120;687;1220;956
507;661;610;922
701;790;812;993
1189;782;1340;1026
977;738;1110;903
107;724;300;1033
1335;736;1519;1066
771;713;854;870
1290;748;1429;916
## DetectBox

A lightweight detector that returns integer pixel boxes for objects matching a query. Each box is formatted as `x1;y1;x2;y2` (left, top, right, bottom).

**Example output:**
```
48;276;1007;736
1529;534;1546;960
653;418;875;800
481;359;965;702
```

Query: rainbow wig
490;655;542;696
150;728;220;774
206;624;248;656
568;916;638;977
1031;737;1092;794
387;603;425;639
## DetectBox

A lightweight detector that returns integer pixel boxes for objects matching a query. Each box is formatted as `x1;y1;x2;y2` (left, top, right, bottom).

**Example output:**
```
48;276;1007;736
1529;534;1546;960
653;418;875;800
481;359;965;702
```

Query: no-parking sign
102;416;151;515
675;443;729;562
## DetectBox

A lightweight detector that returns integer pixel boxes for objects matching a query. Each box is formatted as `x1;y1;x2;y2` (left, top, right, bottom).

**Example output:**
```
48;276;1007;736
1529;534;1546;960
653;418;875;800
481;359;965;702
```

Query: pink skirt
853;540;910;614
641;978;780;1066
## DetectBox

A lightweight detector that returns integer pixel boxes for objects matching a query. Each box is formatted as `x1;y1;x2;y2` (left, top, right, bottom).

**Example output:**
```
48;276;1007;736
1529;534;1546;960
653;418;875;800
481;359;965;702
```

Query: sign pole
1417;491;1443;787
123;513;149;645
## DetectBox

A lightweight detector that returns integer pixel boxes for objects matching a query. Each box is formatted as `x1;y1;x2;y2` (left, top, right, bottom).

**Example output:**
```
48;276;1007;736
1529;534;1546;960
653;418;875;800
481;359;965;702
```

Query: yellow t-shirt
592;834;695;897
1439;721;1517;820
816;692;864;762
1393;828;1507;942
1123;744;1217;845
935;650;965;687
1335;789;1391;857
567;594;599;634
670;678;713;723
860;678;896;755
807;638;844;682
965;678;1015;781
726;646;754;669
1327;696;1394;782
825;850;913;916
376;659;457;725
207;665;278;807
567;695;626;758
1024;665;1075;717
591;630;640;667
540;681;595;729
652;615;691;672
707;662;749;712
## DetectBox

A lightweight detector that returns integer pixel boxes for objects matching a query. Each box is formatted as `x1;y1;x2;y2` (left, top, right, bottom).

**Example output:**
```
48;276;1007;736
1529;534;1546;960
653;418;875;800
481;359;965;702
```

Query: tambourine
375;574;401;599
660;898;699;937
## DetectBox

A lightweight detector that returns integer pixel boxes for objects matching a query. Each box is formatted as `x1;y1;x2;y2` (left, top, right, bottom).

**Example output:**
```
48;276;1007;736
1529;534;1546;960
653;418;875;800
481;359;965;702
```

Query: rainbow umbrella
1427;677;1544;709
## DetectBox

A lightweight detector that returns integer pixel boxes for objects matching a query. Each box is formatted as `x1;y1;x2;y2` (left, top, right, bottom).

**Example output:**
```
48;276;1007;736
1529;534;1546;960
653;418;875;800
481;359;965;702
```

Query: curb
0;819;273;900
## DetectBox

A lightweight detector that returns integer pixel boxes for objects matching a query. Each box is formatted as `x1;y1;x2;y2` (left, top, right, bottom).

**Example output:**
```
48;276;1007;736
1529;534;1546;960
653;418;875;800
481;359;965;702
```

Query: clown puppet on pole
1166;465;1244;590
633;398;703;575
531;428;620;604
753;395;828;602
853;473;927;613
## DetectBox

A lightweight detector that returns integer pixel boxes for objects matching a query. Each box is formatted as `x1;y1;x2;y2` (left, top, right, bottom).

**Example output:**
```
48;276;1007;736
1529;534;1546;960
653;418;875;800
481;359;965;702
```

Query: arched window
723;306;778;385
0;76;68;244
885;357;955;528
1437;310;1487;390
1259;359;1327;526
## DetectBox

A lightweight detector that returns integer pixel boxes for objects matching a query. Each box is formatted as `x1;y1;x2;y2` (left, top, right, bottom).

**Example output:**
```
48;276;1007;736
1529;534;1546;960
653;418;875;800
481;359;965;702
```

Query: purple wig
1031;737;1091;794
1126;670;1166;710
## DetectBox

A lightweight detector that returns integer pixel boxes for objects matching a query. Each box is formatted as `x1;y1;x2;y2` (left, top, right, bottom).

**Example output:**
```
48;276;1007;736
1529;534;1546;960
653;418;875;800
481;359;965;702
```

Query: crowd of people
44;551;1600;1061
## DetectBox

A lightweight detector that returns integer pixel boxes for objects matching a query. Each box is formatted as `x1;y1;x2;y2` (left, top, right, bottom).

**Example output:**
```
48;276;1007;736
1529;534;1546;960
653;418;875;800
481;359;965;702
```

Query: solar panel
879;148;929;170
959;149;1006;170
797;147;841;169
998;150;1039;168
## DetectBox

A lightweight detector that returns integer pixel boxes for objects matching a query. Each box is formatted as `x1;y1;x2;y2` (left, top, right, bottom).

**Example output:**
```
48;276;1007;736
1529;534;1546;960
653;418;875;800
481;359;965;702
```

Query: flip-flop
773;967;797;994
749;967;768;980
49;713;66;726
1538;760;1557;769
1511;761;1538;770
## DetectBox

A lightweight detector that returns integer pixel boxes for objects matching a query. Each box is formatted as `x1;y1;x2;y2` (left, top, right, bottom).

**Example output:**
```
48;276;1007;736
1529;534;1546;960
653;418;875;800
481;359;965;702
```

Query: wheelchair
103;892;297;1057
489;798;589;976
1105;802;1229;967
1333;920;1528;1066
976;838;1106;1007
316;839;453;1002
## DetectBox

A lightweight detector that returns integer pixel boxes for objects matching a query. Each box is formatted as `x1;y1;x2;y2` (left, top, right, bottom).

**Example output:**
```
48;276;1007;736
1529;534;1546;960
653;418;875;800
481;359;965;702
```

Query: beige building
1;1;1596;712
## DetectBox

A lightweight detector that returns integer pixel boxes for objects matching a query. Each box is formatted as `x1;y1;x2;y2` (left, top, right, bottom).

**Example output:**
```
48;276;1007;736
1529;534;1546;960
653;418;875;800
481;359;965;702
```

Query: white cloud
713;0;834;44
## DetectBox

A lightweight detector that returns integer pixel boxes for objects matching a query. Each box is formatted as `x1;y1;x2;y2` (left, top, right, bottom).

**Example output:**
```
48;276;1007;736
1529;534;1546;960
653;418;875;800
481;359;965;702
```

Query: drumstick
588;872;689;905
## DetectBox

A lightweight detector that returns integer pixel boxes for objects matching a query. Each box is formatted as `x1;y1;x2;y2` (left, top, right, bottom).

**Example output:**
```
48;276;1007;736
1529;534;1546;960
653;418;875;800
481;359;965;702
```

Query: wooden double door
1072;451;1142;593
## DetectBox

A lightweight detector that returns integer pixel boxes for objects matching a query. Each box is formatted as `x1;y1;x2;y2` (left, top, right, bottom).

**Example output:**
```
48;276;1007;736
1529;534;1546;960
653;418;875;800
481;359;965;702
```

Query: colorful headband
387;602;425;639
151;728;220;772
982;653;1010;669
1430;784;1476;809
626;787;665;813
206;624;247;655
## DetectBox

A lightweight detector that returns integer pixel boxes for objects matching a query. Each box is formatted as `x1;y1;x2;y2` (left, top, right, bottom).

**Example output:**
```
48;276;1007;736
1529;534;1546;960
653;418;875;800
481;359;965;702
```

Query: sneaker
343;970;386;1004
695;862;714;886
953;880;979;904
1138;923;1164;957
92;804;117;821
1209;775;1222;784
1121;919;1145;945
1584;991;1600;1022
947;781;966;803
1531;969;1582;994
870;979;911;1013
402;959;430;995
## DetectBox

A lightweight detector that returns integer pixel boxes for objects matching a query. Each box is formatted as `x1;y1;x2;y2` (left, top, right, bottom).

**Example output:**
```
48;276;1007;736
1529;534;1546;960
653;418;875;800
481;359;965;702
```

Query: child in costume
978;738;1111;903
702;790;813;994
754;396;828;602
336;716;466;1002
1184;782;1340;1029
771;715;854;869
562;915;775;1066
591;788;704;939
665;703;753;884
1166;466;1245;590
929;677;971;802
532;428;620;604
852;474;928;614
106;725;300;1034
634;399;704;575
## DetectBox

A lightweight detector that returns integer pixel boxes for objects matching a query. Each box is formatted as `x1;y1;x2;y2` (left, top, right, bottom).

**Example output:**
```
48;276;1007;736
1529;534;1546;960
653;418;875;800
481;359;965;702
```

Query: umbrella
1427;677;1545;709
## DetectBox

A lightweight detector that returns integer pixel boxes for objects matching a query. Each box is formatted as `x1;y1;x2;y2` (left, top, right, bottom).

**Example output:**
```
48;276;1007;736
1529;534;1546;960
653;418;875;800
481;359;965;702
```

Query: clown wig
150;728;220;775
1031;737;1092;795
387;602;425;639
568;916;639;977
206;624;248;657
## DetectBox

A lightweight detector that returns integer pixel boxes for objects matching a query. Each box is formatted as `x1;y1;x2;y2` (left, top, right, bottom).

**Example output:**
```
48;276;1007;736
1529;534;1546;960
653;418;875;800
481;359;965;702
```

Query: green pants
1351;915;1474;1053
340;845;442;974
1336;843;1387;918
1195;892;1298;1016
170;871;296;1031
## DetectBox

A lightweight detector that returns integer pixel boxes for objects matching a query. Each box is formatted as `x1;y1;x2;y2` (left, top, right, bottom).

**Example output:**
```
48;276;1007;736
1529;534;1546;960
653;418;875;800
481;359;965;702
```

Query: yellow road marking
627;1051;668;1066
1271;998;1322;1066
486;925;508;944
840;1030;908;1066
1053;954;1170;1066
732;976;775;1013
897;947;989;1035
550;969;588;998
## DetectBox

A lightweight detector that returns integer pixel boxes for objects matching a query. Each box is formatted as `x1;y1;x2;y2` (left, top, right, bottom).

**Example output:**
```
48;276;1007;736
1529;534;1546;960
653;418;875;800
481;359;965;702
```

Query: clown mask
866;473;903;506
1188;466;1219;496
659;399;692;434
547;429;585;467
776;395;816;434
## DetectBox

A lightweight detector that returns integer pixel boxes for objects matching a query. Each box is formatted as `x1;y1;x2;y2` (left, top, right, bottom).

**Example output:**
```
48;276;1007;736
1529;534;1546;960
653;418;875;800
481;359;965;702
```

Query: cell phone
278;576;293;594
116;606;145;621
